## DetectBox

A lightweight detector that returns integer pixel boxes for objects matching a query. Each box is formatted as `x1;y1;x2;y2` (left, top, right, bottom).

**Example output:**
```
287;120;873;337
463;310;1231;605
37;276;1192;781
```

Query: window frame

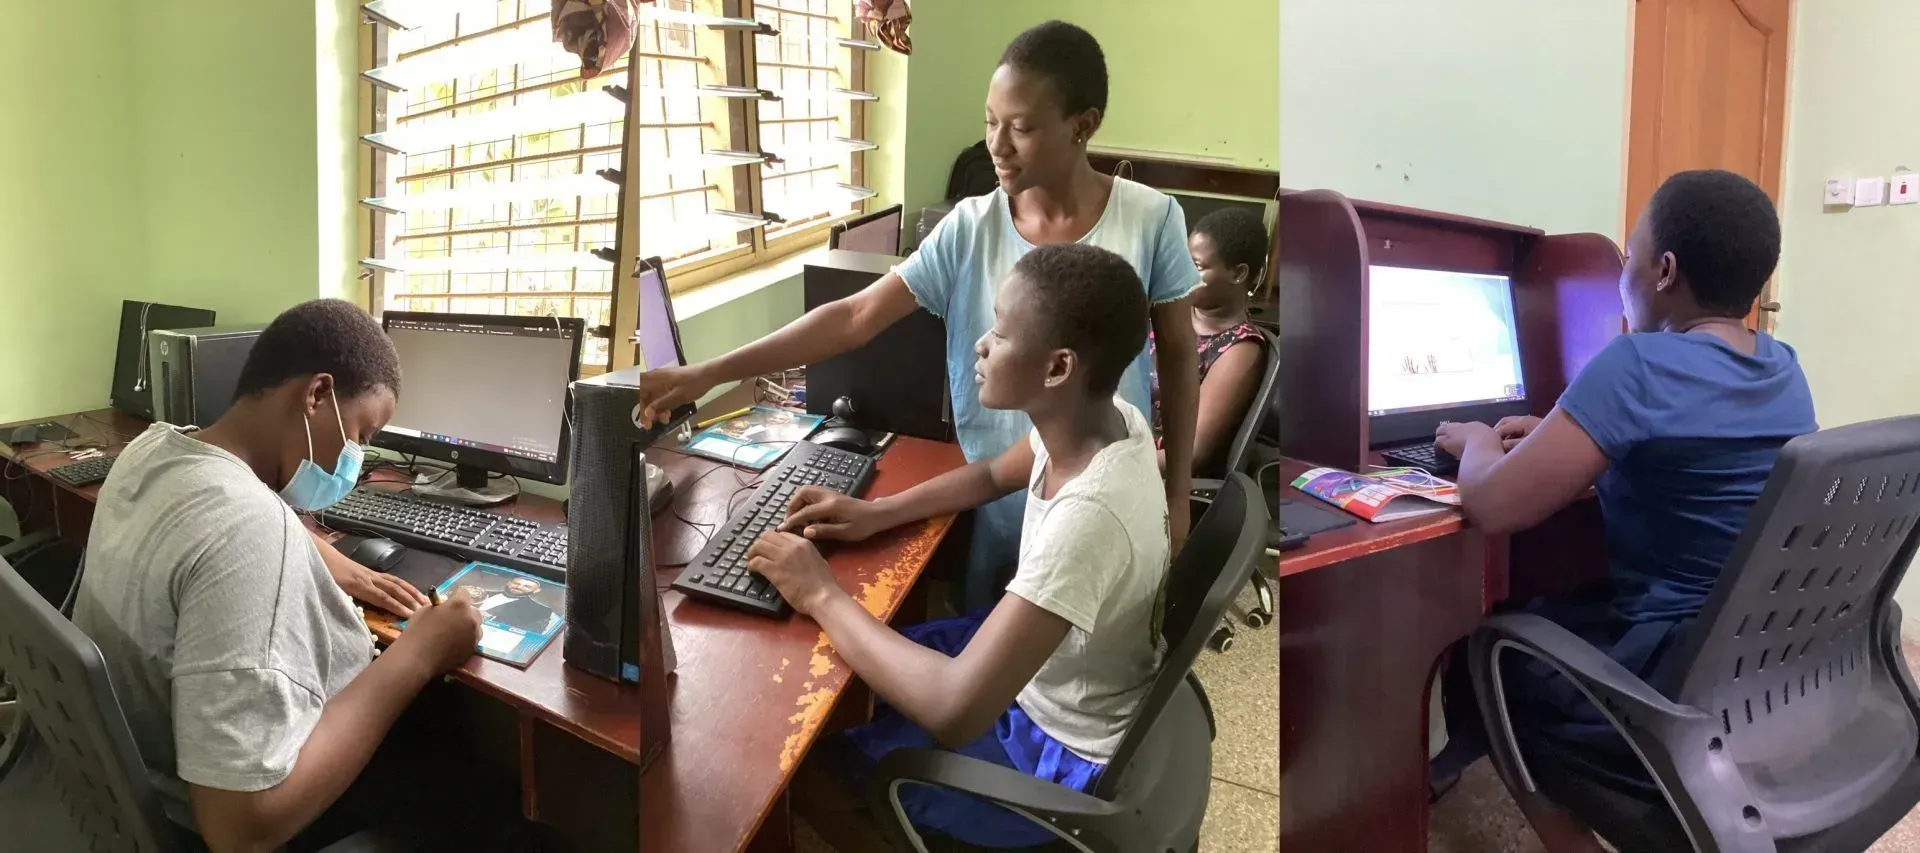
636;0;872;294
356;0;875;374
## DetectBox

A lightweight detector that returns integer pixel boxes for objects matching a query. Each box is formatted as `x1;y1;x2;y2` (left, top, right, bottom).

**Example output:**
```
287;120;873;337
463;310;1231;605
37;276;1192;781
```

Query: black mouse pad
7;422;78;444
1279;498;1356;537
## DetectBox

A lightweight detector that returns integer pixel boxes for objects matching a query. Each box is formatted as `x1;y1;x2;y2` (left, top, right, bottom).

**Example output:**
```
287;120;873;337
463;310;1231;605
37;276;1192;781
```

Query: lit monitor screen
635;263;686;372
384;316;578;464
1366;265;1526;418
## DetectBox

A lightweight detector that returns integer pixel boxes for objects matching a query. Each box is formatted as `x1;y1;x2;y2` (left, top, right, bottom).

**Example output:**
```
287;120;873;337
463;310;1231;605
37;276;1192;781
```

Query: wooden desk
1277;457;1607;853
2;402;968;852
0;409;145;543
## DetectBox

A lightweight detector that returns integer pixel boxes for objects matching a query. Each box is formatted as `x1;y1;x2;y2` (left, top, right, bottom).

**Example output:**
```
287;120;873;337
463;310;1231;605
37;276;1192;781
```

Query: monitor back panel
802;251;949;441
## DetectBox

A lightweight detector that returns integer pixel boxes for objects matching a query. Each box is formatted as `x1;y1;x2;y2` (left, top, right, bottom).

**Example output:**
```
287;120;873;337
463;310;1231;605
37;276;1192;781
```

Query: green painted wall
0;1;360;425
126;1;334;325
1773;0;1920;625
894;0;1280;220
0;1;136;425
1280;0;1631;239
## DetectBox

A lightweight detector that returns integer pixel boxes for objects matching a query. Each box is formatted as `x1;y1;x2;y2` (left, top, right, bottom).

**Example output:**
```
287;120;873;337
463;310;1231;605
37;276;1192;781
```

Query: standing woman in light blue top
636;21;1203;610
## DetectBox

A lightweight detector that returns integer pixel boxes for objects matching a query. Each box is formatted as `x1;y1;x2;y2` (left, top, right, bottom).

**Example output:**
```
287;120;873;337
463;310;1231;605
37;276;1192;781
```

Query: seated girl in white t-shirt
746;243;1172;849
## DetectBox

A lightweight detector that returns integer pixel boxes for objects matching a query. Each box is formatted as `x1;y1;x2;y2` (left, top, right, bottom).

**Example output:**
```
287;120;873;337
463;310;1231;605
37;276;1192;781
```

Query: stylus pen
696;407;752;429
428;587;442;606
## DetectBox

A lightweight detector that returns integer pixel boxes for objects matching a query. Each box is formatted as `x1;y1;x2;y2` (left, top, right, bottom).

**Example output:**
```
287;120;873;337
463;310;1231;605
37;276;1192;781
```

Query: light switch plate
1826;177;1856;205
1893;173;1919;205
1857;176;1888;207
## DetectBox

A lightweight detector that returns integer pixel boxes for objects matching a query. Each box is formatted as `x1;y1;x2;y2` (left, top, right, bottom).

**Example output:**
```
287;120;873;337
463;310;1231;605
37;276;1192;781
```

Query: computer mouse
346;537;408;572
811;425;873;455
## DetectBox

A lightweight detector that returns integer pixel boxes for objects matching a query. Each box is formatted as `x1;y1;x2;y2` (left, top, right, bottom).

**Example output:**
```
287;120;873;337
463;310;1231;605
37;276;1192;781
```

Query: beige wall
1775;0;1920;629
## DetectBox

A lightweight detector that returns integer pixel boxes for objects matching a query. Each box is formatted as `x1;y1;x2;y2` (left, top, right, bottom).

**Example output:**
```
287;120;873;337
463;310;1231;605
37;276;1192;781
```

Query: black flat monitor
111;300;217;420
829;204;904;256
634;256;691;372
377;312;585;495
1365;264;1529;447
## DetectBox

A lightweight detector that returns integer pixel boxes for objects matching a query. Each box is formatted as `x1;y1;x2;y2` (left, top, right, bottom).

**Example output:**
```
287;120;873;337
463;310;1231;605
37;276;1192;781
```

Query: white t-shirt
74;425;373;792
1008;399;1171;762
897;178;1201;587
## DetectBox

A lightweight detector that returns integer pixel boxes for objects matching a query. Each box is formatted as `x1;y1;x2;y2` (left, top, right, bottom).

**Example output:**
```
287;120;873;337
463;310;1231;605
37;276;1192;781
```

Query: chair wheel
1210;626;1235;653
1245;611;1268;629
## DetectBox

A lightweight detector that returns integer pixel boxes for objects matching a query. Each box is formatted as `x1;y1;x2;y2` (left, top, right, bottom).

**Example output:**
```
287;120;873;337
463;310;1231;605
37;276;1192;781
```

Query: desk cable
660;439;801;577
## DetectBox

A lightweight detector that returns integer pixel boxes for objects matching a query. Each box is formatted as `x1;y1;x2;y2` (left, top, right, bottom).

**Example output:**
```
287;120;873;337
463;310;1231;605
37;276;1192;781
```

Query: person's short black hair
233;299;401;400
1192;208;1270;280
1647;169;1781;317
998;21;1108;119
1012;244;1147;397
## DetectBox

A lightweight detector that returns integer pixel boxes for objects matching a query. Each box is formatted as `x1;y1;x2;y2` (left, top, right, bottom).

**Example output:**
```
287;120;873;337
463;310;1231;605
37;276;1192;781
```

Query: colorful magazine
1292;467;1460;523
401;562;565;667
673;406;825;471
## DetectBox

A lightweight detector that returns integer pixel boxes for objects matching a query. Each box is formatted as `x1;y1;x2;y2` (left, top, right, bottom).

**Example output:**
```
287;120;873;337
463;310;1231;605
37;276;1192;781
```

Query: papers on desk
1293;467;1458;523
672;406;825;471
400;562;565;667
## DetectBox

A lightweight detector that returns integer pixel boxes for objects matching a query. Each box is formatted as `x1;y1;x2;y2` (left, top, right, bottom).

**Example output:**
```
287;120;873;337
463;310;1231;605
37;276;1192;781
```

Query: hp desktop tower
563;366;687;683
149;325;265;427
110;301;217;420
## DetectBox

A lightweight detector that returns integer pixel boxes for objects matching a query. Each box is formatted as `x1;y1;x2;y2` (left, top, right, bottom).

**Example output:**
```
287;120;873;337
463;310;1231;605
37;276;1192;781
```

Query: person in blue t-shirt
634;21;1202;611
1429;169;1817;851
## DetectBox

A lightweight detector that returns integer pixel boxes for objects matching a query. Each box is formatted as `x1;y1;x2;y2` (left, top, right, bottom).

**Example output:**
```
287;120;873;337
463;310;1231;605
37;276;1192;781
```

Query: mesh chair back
1216;329;1281;480
1655;415;1920;839
1096;472;1268;797
0;556;178;852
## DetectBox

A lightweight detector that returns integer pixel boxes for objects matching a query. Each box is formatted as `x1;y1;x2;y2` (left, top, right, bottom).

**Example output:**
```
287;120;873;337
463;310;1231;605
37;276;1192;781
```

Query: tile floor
1429;638;1920;852
796;565;1280;852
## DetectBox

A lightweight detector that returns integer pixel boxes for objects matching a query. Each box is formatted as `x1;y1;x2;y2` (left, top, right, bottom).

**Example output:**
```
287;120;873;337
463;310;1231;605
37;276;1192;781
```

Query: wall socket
1893;173;1919;205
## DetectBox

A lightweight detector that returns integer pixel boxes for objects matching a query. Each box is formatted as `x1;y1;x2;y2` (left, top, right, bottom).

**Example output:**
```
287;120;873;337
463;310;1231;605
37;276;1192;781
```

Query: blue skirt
832;613;1104;848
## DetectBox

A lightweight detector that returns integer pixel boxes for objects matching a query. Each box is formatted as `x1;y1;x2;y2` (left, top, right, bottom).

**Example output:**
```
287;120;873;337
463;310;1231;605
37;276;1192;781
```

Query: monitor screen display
635;264;685;372
384;316;577;464
1366;265;1526;418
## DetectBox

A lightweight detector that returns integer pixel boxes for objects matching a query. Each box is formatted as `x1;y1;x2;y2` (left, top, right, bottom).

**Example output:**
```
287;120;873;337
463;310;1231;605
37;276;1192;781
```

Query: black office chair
1468;415;1920;852
0;555;403;852
867;472;1268;853
1195;328;1281;652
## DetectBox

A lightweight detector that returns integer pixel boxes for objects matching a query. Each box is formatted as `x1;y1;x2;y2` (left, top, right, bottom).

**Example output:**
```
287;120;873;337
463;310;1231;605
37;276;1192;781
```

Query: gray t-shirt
74;425;373;792
1009;400;1170;762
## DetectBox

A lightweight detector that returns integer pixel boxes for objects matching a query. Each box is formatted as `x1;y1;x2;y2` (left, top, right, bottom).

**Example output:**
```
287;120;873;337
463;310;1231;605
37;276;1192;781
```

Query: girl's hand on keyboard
1434;420;1495;458
781;486;886;542
1494;415;1543;451
746;532;837;616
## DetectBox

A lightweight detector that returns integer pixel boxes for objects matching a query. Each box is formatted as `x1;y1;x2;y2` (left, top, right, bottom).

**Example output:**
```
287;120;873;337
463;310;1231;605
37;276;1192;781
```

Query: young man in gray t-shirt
75;299;483;852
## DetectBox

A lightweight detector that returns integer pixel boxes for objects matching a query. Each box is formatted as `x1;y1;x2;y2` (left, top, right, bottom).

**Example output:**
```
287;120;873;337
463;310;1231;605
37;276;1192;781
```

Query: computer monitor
829;204;904;255
634;256;689;372
377;312;585;501
111;300;217;420
1365;265;1529;446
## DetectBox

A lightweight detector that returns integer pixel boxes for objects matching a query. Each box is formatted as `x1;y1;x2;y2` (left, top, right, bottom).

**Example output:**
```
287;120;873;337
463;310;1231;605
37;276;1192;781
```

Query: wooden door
1626;0;1791;329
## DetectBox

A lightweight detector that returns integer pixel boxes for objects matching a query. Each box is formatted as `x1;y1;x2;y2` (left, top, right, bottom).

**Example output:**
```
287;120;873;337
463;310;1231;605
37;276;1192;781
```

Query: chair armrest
1471;613;1771;853
867;748;1126;852
1477;614;1706;725
1187;670;1216;741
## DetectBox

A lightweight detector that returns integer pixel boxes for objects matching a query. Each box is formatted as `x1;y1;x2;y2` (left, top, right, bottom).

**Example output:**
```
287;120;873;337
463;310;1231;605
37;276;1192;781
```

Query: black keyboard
1380;441;1459;477
49;455;116;487
319;488;568;581
672;442;876;617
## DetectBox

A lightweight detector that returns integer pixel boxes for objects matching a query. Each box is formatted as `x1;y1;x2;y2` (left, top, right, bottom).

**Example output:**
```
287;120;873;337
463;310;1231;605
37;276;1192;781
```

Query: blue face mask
280;390;363;512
